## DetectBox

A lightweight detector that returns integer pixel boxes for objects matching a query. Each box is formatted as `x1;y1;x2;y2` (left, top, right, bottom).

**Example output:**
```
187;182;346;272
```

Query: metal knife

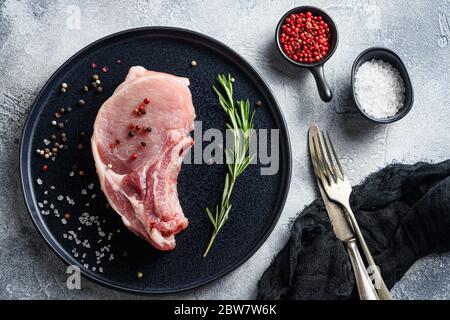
308;124;379;300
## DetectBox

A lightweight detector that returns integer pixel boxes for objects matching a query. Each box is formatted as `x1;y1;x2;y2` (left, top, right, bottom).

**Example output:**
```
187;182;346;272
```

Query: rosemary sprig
203;74;255;257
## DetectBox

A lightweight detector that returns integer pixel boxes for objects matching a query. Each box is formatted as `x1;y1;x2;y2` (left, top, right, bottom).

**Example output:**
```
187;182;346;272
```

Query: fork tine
317;131;335;183
325;131;345;180
321;130;339;181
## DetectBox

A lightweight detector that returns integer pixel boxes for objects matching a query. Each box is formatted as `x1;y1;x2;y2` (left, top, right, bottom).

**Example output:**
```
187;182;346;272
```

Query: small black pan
351;47;414;123
275;6;339;102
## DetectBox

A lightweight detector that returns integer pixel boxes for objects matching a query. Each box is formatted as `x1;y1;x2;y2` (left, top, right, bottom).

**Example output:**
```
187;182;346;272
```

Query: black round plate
20;27;291;294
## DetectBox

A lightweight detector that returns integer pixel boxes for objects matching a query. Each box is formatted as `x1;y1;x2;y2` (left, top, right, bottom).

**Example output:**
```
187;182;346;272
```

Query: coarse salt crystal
354;59;405;119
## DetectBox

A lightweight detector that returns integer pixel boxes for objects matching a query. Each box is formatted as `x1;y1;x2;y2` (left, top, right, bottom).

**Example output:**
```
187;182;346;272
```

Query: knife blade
308;124;354;241
308;124;379;300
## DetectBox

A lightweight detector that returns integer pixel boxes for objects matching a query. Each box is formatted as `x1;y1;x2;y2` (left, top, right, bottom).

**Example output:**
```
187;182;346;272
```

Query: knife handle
345;239;379;300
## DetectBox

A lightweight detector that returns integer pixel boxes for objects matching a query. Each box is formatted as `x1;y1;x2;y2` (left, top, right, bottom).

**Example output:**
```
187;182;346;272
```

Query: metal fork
311;129;393;300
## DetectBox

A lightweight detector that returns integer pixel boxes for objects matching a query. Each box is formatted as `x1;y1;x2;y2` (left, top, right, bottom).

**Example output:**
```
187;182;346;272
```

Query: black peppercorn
128;131;136;137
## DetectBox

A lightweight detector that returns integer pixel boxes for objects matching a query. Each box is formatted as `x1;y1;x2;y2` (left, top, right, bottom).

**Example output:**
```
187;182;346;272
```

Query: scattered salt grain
354;59;405;119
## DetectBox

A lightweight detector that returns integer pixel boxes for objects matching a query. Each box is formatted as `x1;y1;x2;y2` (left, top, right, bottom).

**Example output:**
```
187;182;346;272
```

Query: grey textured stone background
0;0;449;299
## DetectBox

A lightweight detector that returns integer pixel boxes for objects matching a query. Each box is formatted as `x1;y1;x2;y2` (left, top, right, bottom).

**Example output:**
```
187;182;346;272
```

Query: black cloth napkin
257;160;450;300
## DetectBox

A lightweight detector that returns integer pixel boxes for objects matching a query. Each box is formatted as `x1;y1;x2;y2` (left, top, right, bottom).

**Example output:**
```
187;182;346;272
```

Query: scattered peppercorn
67;107;72;113
78;99;85;106
77;144;84;150
60;83;68;93
50;134;57;140
80;131;86;137
95;79;101;85
137;272;143;279
64;213;71;219
60;107;65;113
92;74;99;81
141;141;146;147
146;127;152;133
102;66;109;73
91;81;98;88
51;120;57;126
83;85;89;92
42;165;48;171
96;86;103;93
128;130;136;137
191;60;197;67
91;63;97;68
58;122;64;129
54;112;61;118
256;100;263;107
78;170;85;176
144;97;150;104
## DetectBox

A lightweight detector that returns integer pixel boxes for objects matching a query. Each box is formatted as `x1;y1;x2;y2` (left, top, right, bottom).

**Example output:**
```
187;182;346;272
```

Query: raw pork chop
91;66;195;250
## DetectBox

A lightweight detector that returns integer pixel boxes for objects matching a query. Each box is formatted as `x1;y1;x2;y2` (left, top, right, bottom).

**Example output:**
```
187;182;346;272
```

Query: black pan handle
310;65;332;102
